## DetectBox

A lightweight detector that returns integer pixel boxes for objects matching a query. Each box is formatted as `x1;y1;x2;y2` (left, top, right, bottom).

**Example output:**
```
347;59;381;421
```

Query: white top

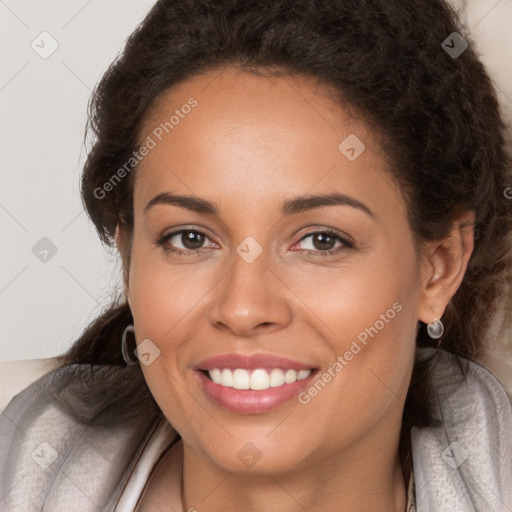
115;418;181;511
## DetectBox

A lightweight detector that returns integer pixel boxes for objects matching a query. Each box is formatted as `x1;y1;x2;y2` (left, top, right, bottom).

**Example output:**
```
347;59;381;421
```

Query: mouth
194;353;319;414
201;367;313;390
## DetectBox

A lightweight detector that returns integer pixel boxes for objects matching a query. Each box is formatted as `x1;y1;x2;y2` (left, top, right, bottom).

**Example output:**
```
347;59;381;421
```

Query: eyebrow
144;192;375;219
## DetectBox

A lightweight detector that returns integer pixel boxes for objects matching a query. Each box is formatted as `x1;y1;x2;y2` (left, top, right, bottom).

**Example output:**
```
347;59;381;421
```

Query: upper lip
196;353;316;371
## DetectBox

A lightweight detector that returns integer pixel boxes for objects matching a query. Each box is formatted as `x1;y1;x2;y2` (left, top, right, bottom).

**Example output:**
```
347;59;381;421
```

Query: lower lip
196;370;317;414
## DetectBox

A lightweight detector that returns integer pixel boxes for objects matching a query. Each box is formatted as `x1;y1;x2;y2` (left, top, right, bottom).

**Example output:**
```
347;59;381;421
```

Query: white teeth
210;368;222;384
269;368;285;387
250;369;269;390
297;370;311;380
221;369;233;387
233;369;250;389
284;369;297;384
207;368;312;390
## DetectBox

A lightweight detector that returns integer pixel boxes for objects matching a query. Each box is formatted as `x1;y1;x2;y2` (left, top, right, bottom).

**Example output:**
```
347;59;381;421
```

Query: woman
1;0;511;510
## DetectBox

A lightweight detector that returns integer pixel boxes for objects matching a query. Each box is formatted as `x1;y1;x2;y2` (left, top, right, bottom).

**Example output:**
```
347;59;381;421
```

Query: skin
116;66;474;511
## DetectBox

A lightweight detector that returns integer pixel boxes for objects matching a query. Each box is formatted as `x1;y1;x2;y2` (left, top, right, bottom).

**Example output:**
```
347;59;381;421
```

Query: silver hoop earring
121;324;139;365
427;319;444;340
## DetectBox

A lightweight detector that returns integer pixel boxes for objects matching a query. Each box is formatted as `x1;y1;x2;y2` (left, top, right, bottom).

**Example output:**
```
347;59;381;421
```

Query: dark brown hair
57;0;512;484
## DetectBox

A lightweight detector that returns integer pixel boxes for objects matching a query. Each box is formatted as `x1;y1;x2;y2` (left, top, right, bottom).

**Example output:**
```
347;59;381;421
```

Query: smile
207;368;312;390
195;353;318;413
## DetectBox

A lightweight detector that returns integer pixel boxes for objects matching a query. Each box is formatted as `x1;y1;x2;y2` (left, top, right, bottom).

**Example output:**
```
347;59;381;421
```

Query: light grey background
1;0;511;362
0;0;158;361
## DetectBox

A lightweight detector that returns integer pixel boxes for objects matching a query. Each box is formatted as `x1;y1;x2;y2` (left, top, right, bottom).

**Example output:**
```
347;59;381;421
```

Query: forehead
133;66;402;218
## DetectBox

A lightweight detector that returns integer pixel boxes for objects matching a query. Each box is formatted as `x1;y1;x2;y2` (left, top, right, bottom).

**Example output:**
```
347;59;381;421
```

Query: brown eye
311;233;337;251
292;230;354;257
179;230;206;250
157;229;214;255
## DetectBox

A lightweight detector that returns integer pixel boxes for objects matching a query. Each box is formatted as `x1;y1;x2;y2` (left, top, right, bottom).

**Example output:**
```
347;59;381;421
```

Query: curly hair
58;0;512;483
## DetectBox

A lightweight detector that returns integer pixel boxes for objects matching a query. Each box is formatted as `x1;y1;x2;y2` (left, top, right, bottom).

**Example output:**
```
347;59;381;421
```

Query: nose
208;247;293;337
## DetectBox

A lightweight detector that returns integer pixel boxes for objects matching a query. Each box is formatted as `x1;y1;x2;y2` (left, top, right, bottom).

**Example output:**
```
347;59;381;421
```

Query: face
123;66;426;475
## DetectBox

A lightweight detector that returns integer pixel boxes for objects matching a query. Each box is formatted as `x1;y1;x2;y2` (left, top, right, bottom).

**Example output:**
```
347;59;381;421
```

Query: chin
196;434;314;475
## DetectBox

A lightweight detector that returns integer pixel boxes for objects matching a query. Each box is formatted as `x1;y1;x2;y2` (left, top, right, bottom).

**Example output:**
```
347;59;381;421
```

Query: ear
115;222;132;307
417;211;475;323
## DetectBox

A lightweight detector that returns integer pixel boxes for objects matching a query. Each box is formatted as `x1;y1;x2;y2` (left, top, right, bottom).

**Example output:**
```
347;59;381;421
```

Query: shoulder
412;348;512;511
0;360;167;510
418;347;512;423
0;357;62;411
432;347;511;407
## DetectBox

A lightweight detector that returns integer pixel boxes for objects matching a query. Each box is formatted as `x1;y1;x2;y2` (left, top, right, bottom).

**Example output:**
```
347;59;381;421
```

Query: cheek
126;242;220;434
293;298;416;458
127;240;213;339
291;247;418;432
280;243;418;349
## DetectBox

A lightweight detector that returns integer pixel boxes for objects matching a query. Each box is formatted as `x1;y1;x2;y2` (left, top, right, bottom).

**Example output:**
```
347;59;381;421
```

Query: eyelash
155;228;355;258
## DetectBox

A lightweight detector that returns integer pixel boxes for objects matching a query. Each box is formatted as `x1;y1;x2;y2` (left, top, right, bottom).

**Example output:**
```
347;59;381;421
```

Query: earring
427;319;444;340
121;324;139;365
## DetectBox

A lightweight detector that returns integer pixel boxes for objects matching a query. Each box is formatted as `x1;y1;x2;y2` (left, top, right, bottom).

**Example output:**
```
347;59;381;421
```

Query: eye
156;229;216;256
293;230;354;256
